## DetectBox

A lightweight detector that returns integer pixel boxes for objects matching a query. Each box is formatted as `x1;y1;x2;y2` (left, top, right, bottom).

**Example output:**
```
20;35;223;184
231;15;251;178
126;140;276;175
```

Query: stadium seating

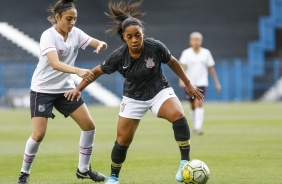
0;0;276;104
0;35;36;63
248;0;282;99
0;0;269;61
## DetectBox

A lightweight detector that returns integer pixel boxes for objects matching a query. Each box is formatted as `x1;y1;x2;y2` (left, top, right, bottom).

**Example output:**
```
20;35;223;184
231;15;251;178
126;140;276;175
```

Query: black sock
172;117;190;160
111;141;129;177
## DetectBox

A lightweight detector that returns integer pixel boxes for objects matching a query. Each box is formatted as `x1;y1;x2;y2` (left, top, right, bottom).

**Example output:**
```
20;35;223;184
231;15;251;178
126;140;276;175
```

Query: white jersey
179;47;215;87
30;26;92;93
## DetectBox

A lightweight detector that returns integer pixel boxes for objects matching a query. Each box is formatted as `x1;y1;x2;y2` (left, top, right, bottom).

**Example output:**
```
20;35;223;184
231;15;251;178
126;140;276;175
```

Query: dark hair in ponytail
47;0;76;24
105;0;146;41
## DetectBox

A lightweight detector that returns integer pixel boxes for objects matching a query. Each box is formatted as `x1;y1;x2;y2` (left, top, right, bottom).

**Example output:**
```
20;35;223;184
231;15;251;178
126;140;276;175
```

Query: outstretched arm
167;56;204;101
64;65;105;101
88;39;108;54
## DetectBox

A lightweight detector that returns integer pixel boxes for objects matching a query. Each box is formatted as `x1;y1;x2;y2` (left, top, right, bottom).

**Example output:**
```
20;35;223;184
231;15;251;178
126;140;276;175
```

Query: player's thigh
157;97;185;122
116;116;140;146
119;96;148;120
30;91;56;119
31;117;48;142
70;103;95;131
54;94;84;117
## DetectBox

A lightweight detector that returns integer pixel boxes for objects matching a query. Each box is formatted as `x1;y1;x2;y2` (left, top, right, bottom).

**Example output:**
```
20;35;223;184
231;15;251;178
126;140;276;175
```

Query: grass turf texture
0;102;281;184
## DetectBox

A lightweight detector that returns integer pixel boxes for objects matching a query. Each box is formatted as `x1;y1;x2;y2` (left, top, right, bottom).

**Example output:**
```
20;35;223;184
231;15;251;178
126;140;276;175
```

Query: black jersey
101;38;171;101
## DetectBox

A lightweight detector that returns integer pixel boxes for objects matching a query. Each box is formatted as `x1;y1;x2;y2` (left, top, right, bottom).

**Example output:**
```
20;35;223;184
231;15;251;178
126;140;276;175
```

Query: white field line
260;76;282;101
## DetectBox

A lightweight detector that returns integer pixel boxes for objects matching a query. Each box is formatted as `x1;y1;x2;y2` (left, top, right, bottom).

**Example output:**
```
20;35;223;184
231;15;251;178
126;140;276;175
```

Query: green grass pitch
0;102;281;184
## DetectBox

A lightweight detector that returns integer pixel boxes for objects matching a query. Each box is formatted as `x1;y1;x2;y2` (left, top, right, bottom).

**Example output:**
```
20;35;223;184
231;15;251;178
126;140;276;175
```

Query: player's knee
174;112;185;122
83;120;95;131
168;110;185;122
194;101;203;108
117;136;133;147
31;132;45;142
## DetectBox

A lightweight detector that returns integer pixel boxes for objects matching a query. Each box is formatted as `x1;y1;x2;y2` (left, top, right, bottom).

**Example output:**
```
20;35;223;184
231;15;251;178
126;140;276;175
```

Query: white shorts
119;87;177;119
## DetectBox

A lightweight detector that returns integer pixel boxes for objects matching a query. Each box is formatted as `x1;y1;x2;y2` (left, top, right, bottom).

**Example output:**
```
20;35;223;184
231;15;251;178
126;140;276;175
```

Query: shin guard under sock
111;141;129;177
172;117;191;160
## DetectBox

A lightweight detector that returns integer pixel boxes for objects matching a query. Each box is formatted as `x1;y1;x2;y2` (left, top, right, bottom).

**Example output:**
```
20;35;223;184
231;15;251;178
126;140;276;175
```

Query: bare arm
179;64;187;88
208;66;221;92
77;65;105;91
64;65;105;101
47;51;94;82
89;38;107;54
167;56;204;100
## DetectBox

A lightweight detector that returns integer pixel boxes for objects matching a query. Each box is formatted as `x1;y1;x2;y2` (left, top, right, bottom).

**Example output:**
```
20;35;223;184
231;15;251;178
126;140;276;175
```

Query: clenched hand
77;69;95;83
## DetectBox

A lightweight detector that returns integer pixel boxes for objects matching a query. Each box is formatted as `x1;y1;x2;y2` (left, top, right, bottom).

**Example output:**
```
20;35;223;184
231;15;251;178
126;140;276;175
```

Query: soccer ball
182;159;210;184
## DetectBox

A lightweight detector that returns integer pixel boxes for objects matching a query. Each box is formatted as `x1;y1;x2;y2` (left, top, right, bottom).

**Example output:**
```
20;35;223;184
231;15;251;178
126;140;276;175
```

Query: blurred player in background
179;32;221;135
65;1;204;183
17;0;107;183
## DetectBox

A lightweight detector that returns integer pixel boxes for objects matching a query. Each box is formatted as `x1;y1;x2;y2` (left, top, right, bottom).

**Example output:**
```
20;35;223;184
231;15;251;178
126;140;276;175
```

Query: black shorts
185;86;207;102
30;90;84;119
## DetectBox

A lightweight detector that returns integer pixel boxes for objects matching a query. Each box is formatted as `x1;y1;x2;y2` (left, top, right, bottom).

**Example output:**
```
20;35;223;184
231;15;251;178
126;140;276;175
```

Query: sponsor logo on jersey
120;102;126;112
145;57;155;69
38;104;46;112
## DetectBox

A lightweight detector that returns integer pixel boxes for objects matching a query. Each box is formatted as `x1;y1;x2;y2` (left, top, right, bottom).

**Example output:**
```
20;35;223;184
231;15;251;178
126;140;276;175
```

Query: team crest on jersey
120;102;126;112
38;104;46;112
145;57;155;69
58;49;64;54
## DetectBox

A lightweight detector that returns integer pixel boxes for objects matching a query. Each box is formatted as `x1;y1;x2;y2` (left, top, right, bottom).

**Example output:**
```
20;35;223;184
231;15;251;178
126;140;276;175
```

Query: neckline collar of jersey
52;26;73;43
191;47;202;54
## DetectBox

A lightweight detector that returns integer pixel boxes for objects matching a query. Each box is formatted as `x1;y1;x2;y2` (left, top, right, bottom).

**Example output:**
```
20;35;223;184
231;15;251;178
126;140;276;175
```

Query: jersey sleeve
40;31;56;56
100;49;120;74
76;27;93;50
156;40;172;63
206;50;215;67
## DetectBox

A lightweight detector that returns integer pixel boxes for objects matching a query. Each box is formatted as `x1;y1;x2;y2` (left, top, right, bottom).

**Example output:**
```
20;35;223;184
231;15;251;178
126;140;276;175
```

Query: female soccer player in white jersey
17;0;107;183
179;32;221;135
65;1;204;183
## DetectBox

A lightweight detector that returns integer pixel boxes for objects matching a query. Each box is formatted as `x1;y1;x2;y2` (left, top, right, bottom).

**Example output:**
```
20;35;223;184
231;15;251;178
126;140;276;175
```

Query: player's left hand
215;83;221;92
64;89;81;101
186;83;204;101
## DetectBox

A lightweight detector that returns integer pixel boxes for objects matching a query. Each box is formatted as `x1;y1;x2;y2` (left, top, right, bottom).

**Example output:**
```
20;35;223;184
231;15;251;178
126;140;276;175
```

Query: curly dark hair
105;0;146;41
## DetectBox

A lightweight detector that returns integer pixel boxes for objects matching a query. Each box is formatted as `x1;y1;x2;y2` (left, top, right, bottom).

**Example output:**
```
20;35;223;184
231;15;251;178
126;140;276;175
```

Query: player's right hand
77;69;95;82
64;89;81;101
186;83;204;101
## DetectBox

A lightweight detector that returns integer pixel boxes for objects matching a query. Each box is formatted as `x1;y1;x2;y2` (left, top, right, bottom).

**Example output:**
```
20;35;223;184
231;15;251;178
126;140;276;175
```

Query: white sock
21;137;41;174
194;108;204;131
78;130;95;173
190;110;195;127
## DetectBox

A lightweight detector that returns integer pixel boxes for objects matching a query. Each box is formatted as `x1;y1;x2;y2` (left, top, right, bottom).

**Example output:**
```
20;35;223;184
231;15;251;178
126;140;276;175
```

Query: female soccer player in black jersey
65;1;204;183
